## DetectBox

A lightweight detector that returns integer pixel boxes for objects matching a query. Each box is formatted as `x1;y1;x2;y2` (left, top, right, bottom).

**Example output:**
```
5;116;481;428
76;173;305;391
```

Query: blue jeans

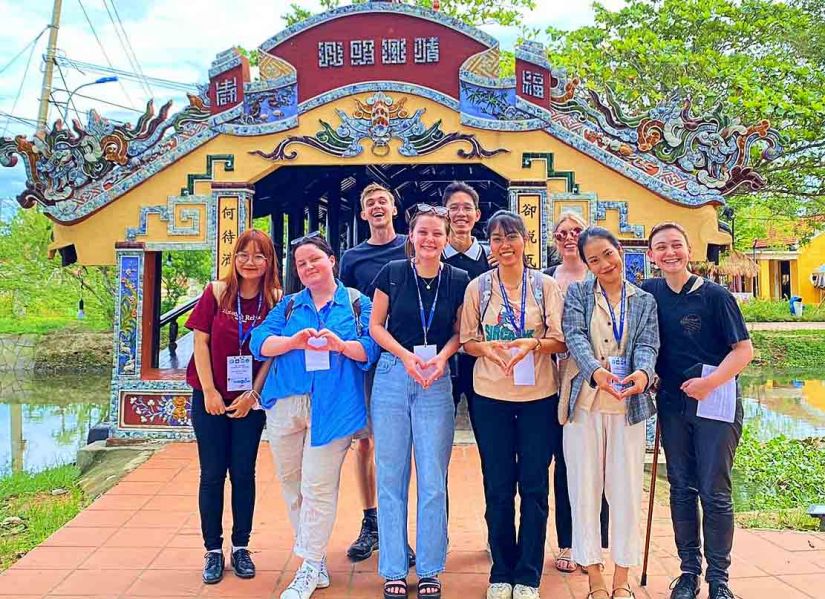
371;352;455;580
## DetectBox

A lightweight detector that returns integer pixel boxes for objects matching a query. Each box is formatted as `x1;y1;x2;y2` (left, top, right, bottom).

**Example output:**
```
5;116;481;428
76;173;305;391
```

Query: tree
160;251;212;315
282;0;535;28
542;0;825;233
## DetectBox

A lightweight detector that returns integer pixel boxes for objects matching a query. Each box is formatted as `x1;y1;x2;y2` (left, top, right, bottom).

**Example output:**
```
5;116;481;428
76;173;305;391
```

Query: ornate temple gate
0;2;781;439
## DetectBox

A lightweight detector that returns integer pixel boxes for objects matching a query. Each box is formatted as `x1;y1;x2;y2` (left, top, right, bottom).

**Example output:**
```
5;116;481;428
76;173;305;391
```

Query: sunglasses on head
554;227;582;242
290;230;322;247
406;203;449;223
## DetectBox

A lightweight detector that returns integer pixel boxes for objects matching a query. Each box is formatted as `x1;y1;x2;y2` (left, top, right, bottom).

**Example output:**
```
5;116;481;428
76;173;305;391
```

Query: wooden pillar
270;209;284;264
286;206;304;293
308;197;320;231
328;185;341;256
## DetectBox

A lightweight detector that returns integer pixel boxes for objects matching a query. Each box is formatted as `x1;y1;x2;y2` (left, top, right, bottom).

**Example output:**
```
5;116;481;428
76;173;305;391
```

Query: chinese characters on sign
215;77;238;107
317;37;440;68
521;71;545;100
217;197;239;278
517;195;542;269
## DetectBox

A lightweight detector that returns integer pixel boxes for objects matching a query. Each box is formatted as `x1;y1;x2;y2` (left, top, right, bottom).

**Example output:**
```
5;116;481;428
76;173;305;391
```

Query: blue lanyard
600;282;626;345
236;291;264;355
498;267;528;337
411;261;442;347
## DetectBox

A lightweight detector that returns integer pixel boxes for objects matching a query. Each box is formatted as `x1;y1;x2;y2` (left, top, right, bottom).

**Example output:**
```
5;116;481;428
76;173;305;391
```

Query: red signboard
267;13;488;102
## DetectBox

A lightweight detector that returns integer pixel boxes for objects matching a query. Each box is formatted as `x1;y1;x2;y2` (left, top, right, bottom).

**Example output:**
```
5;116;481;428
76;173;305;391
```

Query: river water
1;369;824;477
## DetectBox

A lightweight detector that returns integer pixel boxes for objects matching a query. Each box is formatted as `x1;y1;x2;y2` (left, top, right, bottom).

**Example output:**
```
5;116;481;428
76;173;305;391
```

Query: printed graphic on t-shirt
680;313;702;335
220;309;259;323
484;305;534;341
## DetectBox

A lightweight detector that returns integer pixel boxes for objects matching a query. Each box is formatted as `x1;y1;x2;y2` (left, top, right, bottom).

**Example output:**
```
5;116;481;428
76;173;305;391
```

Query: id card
510;348;536;386
227;355;253;391
607;355;631;392
414;344;438;380
305;349;330;372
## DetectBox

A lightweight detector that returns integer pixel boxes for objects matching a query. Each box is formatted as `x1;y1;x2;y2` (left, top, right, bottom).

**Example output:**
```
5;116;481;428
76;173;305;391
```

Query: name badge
414;344;438;380
511;348;536;386
227;355;253;391
607;355;631;391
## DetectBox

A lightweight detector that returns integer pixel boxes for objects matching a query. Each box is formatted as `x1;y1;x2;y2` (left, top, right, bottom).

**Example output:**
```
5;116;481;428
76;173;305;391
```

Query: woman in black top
369;204;470;599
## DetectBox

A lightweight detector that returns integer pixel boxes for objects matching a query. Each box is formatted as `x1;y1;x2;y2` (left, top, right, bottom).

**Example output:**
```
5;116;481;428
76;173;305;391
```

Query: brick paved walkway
1;442;824;598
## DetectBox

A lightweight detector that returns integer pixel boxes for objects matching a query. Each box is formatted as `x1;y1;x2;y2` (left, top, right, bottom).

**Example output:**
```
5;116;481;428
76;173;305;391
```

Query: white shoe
513;584;540;599
281;561;321;599
317;557;330;589
487;583;514;599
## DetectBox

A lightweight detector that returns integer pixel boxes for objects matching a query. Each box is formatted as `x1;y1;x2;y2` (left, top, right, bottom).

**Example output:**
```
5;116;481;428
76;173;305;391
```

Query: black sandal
417;577;441;599
384;578;408;599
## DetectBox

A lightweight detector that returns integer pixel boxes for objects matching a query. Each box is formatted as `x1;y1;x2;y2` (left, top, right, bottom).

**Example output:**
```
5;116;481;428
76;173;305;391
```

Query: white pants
266;395;351;561
563;409;646;568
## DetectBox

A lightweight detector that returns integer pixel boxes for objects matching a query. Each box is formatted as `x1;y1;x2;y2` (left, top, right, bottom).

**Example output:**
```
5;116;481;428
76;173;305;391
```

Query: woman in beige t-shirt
460;210;566;599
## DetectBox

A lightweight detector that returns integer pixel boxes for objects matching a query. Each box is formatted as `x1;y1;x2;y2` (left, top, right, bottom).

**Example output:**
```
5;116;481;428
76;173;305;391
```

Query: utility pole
37;0;63;133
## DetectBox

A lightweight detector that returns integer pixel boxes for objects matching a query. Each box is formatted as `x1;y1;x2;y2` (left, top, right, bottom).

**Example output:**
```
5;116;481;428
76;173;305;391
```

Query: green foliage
0;465;87;571
740;299;825;322
543;0;825;225
733;426;825;511
160;251;212;315
751;330;825;368
282;0;536;27
0;208;114;329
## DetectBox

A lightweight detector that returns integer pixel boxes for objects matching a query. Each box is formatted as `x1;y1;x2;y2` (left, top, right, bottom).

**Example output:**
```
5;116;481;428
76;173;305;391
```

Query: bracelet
533;337;542;351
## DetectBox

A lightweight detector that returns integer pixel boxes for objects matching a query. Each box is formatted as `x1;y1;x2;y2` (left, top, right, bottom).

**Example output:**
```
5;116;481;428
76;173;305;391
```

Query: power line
100;0;153;98
54;58;80;124
56;56;198;93
2;30;39;137
0;26;48;76
75;0;137;108
0;111;39;128
106;0;154;98
51;87;144;114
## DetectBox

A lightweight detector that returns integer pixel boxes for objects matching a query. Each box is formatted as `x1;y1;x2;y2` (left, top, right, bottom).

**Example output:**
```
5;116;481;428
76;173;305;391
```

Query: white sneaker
281;561;321;599
513;584;540;599
487;583;514;599
317;558;330;589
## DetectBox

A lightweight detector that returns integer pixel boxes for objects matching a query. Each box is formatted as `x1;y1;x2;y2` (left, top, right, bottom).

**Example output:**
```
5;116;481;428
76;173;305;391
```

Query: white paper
305;349;330;372
608;355;631;392
226;355;253;391
695;364;736;423
511;348;536;386
414;344;438;380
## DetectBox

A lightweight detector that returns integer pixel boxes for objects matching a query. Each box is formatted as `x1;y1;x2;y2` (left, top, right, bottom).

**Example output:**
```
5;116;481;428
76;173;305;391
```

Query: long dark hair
485;210;529;267
577;226;622;263
218;229;281;312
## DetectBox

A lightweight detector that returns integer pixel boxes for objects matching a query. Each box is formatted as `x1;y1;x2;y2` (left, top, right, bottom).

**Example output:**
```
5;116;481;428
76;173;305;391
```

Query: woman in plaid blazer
559;226;659;599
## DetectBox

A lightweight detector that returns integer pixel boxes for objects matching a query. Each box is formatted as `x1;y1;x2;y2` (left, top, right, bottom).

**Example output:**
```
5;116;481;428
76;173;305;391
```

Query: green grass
751;330;825;368
0;316;110;335
0;465;88;571
735;508;821;531
740;299;825;322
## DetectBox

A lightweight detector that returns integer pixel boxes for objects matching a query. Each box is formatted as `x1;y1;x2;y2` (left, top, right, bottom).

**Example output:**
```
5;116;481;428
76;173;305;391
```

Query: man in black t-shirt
441;182;491;413
338;183;413;565
642;223;753;599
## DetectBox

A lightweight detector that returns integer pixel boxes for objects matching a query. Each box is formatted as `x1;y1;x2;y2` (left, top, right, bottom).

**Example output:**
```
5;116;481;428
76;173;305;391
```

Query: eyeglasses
235;252;268;264
290;231;322;247
406;203;450;222
447;203;476;214
554;227;582;242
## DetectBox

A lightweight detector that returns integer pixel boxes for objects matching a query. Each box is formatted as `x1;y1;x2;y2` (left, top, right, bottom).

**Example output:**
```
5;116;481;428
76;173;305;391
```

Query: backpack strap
346;287;363;337
478;271;494;331
283;296;296;325
528;269;547;327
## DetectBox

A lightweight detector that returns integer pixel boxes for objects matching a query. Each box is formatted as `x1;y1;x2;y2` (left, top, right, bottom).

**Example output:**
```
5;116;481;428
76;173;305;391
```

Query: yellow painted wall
797;233;825;305
757;258;771;300
51;91;729;265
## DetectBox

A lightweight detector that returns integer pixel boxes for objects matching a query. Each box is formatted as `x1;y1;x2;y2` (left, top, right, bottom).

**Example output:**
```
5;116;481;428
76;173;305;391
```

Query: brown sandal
611;585;634;599
555;548;577;573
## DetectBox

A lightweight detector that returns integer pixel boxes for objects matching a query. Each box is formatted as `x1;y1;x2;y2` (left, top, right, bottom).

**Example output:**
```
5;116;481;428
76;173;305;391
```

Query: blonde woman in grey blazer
560;226;659;599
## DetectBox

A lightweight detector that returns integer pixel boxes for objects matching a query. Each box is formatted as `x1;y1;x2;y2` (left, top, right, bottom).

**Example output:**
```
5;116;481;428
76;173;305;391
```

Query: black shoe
202;551;224;584
709;582;735;599
669;574;700;599
231;548;256;579
407;544;416;567
347;516;379;561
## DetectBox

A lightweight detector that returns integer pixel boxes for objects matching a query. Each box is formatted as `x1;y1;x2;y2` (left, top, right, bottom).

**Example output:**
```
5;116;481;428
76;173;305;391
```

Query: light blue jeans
371;352;455;580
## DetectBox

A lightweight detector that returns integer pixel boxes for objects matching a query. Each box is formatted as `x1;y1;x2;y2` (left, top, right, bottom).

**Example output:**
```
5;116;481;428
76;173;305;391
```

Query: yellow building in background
753;232;825;305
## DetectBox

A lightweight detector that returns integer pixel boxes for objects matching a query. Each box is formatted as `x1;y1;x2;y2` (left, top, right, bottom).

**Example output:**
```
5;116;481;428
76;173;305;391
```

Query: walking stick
640;419;661;587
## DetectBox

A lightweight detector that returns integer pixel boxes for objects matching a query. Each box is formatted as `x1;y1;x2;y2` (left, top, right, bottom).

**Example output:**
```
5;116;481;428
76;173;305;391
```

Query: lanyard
411;261;442;346
498;267;527;337
236;291;264;355
600;282;627;345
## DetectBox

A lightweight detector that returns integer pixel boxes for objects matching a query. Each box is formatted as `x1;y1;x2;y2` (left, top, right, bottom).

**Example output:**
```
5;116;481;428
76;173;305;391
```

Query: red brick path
1;443;824;598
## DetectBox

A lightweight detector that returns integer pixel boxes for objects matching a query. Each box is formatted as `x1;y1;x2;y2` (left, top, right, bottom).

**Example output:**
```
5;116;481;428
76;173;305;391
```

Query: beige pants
563;408;646;568
266;395;351;561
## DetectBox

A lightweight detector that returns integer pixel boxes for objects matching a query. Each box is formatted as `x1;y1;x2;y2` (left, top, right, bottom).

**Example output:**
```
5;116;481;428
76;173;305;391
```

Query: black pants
191;389;266;551
553;424;610;550
470;394;560;588
451;353;476;410
657;388;743;583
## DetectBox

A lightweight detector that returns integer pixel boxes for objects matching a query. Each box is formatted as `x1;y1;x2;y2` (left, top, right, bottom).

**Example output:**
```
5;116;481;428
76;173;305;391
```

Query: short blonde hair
553;211;588;233
360;183;395;209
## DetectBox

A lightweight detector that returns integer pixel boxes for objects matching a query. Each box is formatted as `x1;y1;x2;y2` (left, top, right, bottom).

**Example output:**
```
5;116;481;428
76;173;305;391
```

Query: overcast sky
0;0;624;203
